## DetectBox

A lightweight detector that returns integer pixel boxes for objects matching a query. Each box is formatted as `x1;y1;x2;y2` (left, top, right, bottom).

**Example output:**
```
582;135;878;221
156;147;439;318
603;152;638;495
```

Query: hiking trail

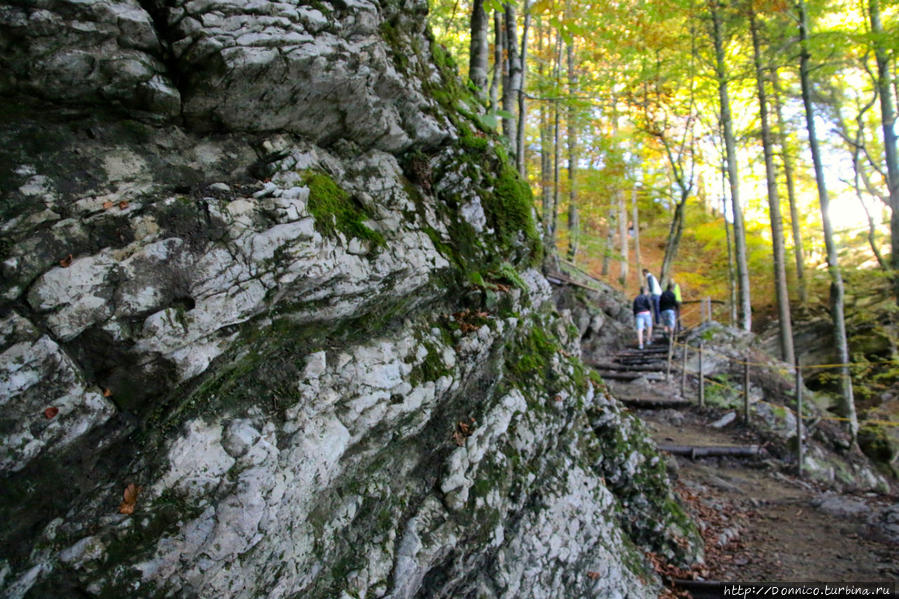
595;332;898;591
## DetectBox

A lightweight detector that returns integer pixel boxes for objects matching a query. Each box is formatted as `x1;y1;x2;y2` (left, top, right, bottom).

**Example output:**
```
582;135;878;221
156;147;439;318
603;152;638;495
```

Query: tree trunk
468;0;489;95
632;187;642;280
552;31;562;257
516;0;531;176
601;206;614;276
503;4;521;160
751;10;794;365
710;0;751;331
659;190;687;287
489;10;502;112
500;7;513;141
771;67;807;305
798;0;858;442
618;189;629;286
502;4;520;151
566;35;578;261
537;21;553;251
724;191;737;326
868;0;899;305
540;106;554;250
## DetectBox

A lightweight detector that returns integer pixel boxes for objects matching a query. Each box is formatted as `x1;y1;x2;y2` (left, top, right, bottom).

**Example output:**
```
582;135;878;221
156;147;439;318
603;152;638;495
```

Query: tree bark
566;35;579;261
659;189;688;287
751;10;794;365
552;31;562;258
724;191;737;326
868;0;899;304
468;0;489;95
516;0;532;176
601;206;614;276
798;0;858;442
489;10;502;112
710;0;751;331
501;6;514;142
538;26;554;252
771;67;807;305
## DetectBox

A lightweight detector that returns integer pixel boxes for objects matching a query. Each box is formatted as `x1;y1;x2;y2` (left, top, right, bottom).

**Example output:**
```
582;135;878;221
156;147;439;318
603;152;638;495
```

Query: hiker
632;286;653;350
643;268;662;325
659;283;678;338
671;278;683;331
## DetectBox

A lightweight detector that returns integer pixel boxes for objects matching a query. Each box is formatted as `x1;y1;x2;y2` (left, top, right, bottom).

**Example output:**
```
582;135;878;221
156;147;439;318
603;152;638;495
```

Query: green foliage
303;171;386;249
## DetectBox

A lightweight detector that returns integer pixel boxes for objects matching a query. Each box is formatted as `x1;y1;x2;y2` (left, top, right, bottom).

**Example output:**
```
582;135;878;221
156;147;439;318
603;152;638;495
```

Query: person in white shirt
642;268;662;325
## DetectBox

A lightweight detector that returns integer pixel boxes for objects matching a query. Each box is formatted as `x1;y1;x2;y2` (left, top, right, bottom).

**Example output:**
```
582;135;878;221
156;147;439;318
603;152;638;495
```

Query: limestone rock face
0;1;701;597
0;0;180;114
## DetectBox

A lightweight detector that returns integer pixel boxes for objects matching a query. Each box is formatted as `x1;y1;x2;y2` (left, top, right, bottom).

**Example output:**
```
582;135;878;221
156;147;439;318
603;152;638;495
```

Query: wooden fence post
681;342;688;398
795;360;803;478
666;335;673;381
698;342;705;407
743;359;750;425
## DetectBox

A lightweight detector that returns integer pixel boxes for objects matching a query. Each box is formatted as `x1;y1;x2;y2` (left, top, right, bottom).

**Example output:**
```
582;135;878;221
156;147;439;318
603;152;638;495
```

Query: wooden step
593;370;666;381
619;397;690;409
591;362;666;372
656;444;761;458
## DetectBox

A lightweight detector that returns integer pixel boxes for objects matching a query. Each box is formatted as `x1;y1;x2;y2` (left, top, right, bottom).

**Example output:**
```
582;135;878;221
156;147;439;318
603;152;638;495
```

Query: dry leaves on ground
119;483;140;515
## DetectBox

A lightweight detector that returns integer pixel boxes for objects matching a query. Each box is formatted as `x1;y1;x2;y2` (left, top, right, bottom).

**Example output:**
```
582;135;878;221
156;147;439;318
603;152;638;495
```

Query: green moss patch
303;171;386;249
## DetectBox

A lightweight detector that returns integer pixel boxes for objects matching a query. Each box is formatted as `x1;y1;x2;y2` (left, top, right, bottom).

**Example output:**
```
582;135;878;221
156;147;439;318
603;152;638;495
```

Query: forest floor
601;345;899;597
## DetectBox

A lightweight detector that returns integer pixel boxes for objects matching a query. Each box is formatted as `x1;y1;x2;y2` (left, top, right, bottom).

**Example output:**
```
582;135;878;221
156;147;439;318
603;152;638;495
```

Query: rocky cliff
0;1;701;597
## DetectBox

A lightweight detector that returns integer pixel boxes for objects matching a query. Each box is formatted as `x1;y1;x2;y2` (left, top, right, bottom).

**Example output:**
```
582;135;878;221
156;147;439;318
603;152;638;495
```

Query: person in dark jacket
659;283;678;337
632;287;653;349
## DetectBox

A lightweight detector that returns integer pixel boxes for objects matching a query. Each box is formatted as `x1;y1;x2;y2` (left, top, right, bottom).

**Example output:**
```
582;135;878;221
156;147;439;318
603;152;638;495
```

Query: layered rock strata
0;0;702;597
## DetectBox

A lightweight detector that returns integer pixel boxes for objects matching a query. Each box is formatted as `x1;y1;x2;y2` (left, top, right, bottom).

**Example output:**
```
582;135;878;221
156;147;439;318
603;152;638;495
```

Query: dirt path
643;409;898;583
600;347;899;593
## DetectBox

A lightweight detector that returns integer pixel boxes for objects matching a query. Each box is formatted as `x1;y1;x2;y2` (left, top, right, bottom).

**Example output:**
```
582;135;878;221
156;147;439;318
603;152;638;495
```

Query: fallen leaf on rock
102;201;114;210
59;254;73;268
586;571;601;580
43;406;59;419
118;200;129;210
119;483;140;515
103;388;112;397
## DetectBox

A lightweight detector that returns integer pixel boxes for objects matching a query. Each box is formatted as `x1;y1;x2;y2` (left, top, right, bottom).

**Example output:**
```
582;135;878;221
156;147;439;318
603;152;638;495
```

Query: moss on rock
303;170;386;249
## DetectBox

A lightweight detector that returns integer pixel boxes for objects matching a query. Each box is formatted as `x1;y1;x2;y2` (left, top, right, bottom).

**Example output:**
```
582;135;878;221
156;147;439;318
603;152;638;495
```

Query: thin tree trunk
772;67;807;305
659;190;688;287
618;189;629;286
751;10;794;364
552;31;562;257
566;34;578;261
541;116;554;250
503;4;520;153
868;0;899;304
799;0;858;442
724;193;737;326
602;206;614;276
500;8;512;140
538;22;553;251
516;0;531;176
710;0;751;330
468;0;489;95
632;187;642;279
489;10;502;112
